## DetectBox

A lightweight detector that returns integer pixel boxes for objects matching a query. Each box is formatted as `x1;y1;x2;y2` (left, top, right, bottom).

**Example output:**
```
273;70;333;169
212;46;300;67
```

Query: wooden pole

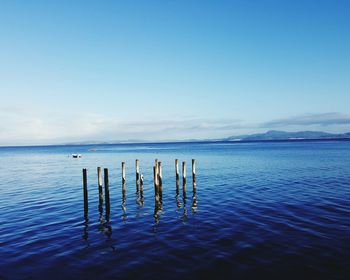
158;161;163;201
155;159;159;189
140;174;144;193
136;159;140;184
175;159;179;182
154;158;158;191
182;161;186;197
97;167;103;202
154;165;158;192
104;168;110;217
135;159;140;193
154;158;161;217
122;161;126;184
158;162;162;187
175;159;179;194
154;164;159;203
139;173;144;205
192;159;196;190
182;161;186;186
83;168;88;217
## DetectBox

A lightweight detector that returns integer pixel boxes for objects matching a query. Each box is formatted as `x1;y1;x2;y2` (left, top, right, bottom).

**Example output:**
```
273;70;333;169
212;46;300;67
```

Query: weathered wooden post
154;163;159;204
83;168;88;217
140;174;144;194
122;161;126;184
135;159;140;192
192;159;196;190
122;161;126;193
139;173;144;205
158;161;162;199
182;161;186;186
154;160;161;221
104;168;110;217
182;161;187;197
97;167;103;202
136;159;140;184
154;165;157;191
175;159;179;184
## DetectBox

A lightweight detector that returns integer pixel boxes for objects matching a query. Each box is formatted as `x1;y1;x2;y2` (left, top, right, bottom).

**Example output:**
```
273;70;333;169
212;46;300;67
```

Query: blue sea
0;140;350;280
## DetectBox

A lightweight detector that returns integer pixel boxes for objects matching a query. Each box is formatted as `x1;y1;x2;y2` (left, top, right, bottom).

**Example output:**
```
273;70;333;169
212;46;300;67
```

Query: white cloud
0;107;349;145
263;112;350;127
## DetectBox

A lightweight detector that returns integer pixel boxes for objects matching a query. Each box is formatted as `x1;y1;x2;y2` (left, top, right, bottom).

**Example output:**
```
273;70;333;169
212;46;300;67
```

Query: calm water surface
0;141;350;279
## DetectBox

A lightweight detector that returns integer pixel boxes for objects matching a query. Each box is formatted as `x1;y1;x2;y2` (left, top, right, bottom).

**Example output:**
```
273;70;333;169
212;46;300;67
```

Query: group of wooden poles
82;159;196;217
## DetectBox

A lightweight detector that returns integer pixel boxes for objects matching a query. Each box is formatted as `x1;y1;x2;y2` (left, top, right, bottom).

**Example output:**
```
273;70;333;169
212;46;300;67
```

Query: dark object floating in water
72;154;82;158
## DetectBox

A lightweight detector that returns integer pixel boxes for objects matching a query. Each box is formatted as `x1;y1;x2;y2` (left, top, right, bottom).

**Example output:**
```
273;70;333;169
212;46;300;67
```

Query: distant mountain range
224;130;350;141
61;130;350;145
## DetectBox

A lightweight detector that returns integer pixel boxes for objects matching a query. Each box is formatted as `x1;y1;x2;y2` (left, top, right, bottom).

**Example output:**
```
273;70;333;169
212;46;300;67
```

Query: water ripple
1;141;350;279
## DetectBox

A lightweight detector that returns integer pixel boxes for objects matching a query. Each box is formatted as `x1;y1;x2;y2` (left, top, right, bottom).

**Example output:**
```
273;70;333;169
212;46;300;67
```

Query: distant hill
61;130;350;145
225;130;350;141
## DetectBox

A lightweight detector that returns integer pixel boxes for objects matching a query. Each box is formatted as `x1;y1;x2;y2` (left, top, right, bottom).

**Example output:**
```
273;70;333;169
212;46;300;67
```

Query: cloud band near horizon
1;108;350;145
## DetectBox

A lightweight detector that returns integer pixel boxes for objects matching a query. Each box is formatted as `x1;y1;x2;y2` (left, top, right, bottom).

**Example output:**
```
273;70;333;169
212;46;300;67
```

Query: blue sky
0;0;349;145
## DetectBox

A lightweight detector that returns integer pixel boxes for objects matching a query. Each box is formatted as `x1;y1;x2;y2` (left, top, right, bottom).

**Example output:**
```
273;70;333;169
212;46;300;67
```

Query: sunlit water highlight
0;141;350;279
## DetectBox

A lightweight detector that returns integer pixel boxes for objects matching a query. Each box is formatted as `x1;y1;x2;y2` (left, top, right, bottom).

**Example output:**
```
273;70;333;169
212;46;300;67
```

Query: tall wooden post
154;165;157;186
175;159;179;183
122;161;126;184
182;161;186;186
83;168;88;217
104;168;110;218
192;159;196;190
122;161;126;192
158;161;162;196
97;167;103;202
136;159;140;184
182;161;187;197
140;174;144;194
154;163;159;203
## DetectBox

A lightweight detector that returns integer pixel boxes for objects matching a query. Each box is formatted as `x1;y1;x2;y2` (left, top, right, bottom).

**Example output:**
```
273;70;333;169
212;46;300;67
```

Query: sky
0;0;349;145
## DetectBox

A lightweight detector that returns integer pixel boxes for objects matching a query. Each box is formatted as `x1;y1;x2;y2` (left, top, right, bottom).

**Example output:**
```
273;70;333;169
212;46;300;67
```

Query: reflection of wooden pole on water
83;168;88;218
154;202;160;224
104;168;110;219
192;187;197;210
122;187;127;220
